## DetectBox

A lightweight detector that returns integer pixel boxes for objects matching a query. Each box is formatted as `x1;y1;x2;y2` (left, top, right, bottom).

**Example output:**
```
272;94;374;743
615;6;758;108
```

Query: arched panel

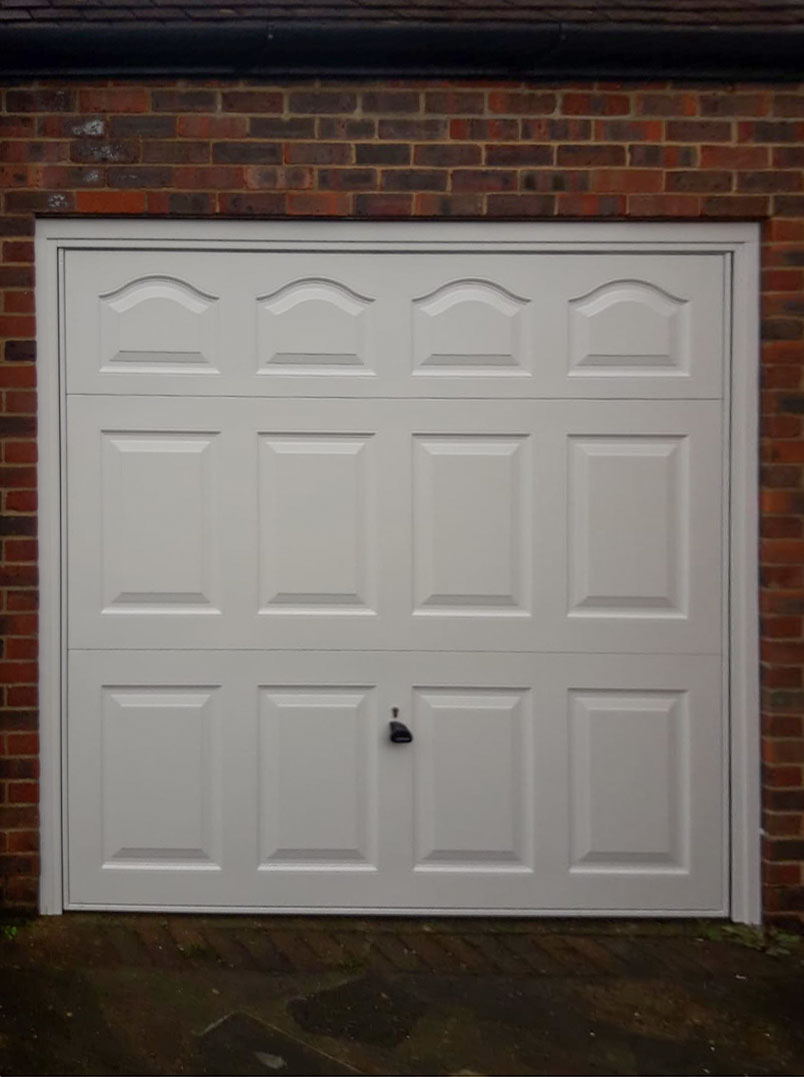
100;276;220;372
413;279;529;375
569;280;690;375
257;278;374;374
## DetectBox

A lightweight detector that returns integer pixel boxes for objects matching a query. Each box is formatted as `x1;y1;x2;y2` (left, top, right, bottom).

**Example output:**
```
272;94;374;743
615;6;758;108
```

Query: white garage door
63;236;727;913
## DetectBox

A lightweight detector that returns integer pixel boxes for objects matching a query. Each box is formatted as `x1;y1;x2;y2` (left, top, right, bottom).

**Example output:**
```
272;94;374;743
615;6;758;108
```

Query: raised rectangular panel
258;688;377;869
413;279;530;375
258;435;376;613
100;276;220;372
101;432;220;613
100;688;221;867
257;279;375;375
569;690;689;871
413;689;532;870
413;436;530;615
568;280;690;375
568;436;686;617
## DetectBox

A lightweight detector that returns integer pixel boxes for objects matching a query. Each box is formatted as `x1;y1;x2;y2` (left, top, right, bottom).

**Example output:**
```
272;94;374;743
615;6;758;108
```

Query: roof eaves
1;19;803;78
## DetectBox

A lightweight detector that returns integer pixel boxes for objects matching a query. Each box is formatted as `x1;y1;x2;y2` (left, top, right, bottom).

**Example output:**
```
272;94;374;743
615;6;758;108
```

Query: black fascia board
0;20;803;79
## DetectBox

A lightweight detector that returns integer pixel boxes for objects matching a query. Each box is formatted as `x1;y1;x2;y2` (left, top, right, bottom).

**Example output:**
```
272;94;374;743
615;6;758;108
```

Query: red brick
774;94;804;117
594;119;662;141
487;194;556;216
634;92;697;117
488;91;557;115
700;92;769;117
151;90;218;112
250;117;316;140
355;144;410;166
628;194;703;217
703;195;770;218
414;144;481;167
5;89;74;112
739;120;804;143
213;142;281;165
78;88;148;113
141;142;210;164
591;169;663;193
74;190;147;214
6;831;37;853
556;193;627;216
378;119;447;140
701;144;770;169
353;193;413;216
414;193;485;216
381;169;447;192
317;168;375;191
425;91;484;115
284;143;351;166
522;170;589;193
6;782;37;804
666;119;732;142
666;170;732;193
172;166;245;188
449;118;518;141
452;169;516;193
286;192;350;216
556;145;626;167
486;144;553;166
561;92;630;116
317;118;375;140
288;91;357;114
178;115;248;138
244;166;313;190
70;139;139;164
521;118;591;141
220;91;283;113
362;91;420;113
217;192;285;215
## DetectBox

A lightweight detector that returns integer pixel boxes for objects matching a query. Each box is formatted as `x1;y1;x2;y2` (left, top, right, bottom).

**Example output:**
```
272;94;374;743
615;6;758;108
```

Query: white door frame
34;219;761;922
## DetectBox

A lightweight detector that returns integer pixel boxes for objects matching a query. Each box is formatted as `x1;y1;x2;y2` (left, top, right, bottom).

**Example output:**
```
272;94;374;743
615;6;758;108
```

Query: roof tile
1;0;804;24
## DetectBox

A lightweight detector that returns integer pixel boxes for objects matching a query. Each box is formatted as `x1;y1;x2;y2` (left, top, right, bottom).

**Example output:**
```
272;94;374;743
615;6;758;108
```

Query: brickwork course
0;75;804;922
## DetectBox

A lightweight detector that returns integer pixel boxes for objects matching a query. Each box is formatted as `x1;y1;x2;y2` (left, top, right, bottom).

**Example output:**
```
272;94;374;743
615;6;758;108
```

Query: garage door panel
547;252;723;397
69;396;719;654
258;687;379;871
568;689;688;872
63;238;728;916
99;686;222;869
258;434;377;615
100;430;221;614
540;400;722;656
257;277;375;375
533;655;724;912
67;650;723;911
412;688;533;872
411;277;531;378
67;249;722;400
412;434;530;616
567;435;686;617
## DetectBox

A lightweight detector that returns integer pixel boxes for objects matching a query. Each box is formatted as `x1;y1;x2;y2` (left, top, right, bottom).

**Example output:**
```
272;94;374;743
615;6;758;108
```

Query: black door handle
389;707;413;743
389;720;413;743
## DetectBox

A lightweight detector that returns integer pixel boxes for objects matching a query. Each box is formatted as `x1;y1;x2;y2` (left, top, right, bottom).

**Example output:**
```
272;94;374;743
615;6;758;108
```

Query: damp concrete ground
0;915;802;1075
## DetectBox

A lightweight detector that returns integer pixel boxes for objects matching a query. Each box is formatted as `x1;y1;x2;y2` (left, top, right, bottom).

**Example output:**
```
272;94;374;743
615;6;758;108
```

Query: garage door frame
34;219;761;922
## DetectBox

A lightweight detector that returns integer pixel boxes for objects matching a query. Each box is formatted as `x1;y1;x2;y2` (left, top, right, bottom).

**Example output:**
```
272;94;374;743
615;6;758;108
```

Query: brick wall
0;78;803;923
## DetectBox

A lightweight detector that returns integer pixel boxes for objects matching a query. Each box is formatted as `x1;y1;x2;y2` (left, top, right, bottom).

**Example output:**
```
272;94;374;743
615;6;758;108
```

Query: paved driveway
0;916;802;1075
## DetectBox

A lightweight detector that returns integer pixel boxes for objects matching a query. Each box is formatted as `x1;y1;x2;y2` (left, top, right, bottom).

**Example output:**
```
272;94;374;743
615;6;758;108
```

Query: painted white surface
67;650;723;910
34;221;760;919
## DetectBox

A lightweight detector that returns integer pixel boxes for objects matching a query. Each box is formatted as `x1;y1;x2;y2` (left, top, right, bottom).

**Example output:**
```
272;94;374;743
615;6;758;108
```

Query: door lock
389;706;413;744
